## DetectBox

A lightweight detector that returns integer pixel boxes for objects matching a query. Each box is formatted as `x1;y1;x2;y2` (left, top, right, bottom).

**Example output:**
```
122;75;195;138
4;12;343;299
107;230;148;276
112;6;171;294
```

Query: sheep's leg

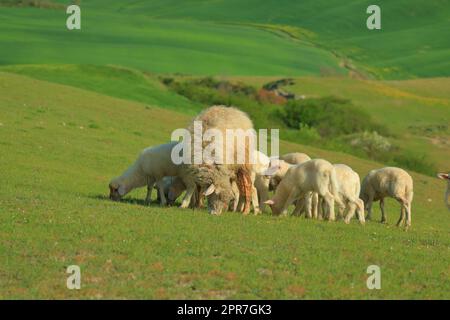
305;193;313;218
365;196;373;221
396;205;405;227
280;189;300;216
145;177;156;205
293;199;304;217
180;183;196;209
257;182;270;213
344;203;356;224
405;202;412;228
323;192;336;221
379;198;387;223
312;193;319;219
337;203;346;221
252;185;260;215
156;180;167;206
356;199;366;225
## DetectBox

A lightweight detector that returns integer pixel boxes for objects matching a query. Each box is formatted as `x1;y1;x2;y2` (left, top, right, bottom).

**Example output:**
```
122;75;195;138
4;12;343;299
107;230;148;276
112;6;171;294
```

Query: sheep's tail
236;166;252;214
329;169;345;208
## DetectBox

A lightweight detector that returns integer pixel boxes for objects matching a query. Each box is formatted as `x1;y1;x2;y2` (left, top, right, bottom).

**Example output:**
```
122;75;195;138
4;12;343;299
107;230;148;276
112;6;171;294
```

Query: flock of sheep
108;105;448;229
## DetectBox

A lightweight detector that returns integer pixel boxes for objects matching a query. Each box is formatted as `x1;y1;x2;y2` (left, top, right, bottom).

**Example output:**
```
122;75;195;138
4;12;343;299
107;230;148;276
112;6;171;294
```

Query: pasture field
0;72;449;299
0;1;449;300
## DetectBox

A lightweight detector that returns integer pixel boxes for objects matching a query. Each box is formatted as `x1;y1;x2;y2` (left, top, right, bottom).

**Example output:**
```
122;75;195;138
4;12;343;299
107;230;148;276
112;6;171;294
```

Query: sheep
178;105;256;215
109;142;179;205
333;164;365;224
167;152;268;213
264;159;343;221
437;172;450;210
360;167;413;228
269;153;311;190
265;153;314;216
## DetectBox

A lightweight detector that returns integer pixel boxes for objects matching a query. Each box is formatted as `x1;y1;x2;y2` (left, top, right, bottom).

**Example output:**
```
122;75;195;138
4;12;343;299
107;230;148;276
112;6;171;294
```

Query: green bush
349;131;392;158
279;96;387;137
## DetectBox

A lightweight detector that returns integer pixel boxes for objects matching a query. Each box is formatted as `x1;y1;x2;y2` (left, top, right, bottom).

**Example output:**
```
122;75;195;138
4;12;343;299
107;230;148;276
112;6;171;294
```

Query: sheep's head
263;199;283;215
193;165;234;215
108;179;127;201
203;182;234;215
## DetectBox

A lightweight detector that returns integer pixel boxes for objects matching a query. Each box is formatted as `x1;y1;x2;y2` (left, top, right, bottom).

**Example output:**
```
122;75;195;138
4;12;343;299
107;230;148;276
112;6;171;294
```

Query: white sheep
179;105;256;215
437;172;450;210
268;153;311;190
360;167;413;228
109;142;179;205
264;159;343;220
333;164;365;224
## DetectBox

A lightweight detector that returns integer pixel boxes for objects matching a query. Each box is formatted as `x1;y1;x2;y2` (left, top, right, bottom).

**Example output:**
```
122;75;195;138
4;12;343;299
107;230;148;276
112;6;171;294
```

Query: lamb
264;159;343;220
437;172;450;210
265;153;313;216
333;164;365;224
269;153;311;190
178;105;256;215
109;142;179;205
360;167;413;228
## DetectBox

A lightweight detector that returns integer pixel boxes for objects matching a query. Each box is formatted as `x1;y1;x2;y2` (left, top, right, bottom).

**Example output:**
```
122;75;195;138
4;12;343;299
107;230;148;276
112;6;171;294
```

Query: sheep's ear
118;185;127;196
264;199;275;205
203;184;216;196
437;173;449;180
263;165;280;176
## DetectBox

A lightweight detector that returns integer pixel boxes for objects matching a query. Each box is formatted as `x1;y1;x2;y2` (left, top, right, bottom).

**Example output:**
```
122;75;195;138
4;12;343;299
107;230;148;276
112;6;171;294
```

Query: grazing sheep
109;142;179;205
264;159;343;220
179;106;256;215
437;172;450;210
360;167;413;228
269;153;311;190
333;164;365;224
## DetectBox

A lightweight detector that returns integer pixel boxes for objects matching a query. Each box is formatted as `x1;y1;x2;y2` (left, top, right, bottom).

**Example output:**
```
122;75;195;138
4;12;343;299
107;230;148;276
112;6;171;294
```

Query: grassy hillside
0;6;345;76
84;0;450;79
0;72;449;299
1;1;449;79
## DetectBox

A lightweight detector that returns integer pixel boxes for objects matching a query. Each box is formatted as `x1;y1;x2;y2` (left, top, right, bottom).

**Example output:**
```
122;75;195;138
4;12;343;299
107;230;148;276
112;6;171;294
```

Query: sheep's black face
109;184;122;201
207;188;233;215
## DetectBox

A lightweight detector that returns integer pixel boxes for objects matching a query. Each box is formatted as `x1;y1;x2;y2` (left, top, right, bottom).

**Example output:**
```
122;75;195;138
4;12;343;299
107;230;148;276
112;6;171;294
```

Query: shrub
279;96;387;137
349;131;392;158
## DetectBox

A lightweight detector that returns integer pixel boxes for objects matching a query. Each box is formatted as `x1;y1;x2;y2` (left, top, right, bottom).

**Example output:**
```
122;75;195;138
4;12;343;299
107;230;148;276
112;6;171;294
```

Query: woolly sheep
437;172;450;210
360;167;413;228
109;142;179;205
264;159;343;220
179;106;255;215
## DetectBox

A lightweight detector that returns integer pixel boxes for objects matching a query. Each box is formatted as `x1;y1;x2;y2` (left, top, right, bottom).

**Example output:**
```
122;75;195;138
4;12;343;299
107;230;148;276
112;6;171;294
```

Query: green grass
0;6;346;76
1;72;449;299
0;64;202;114
78;0;450;79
